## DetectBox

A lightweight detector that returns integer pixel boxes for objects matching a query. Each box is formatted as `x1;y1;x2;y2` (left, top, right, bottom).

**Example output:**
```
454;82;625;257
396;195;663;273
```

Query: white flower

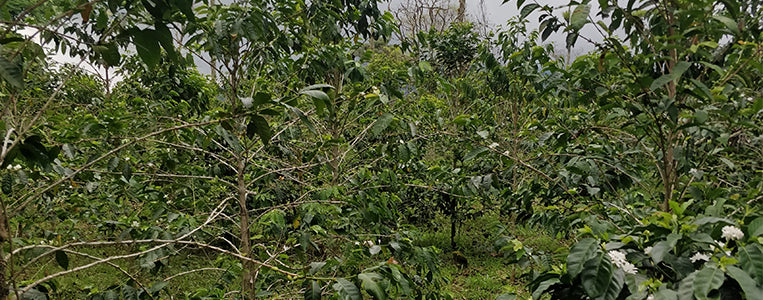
608;250;627;265
644;247;653;255
647;295;654;300
608;250;638;274
363;240;374;247
124;157;130;161
488;143;499;149
131;221;140;228
12;164;21;170
5;165;11;170
240;97;253;108
621;262;638;274
690;253;711;263
711;240;725;252
354;241;360;246
721;226;744;240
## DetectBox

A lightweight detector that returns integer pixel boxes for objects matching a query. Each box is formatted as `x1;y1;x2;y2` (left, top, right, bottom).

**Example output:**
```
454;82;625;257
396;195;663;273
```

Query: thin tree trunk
457;0;466;22
237;157;255;298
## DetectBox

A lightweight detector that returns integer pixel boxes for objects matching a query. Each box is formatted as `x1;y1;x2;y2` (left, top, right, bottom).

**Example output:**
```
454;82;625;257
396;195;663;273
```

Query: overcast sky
37;0;608;82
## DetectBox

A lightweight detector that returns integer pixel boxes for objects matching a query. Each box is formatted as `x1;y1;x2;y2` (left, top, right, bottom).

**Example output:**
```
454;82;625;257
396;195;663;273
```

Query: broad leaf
738;244;763;285
567;238;599;278
133;30;161;69
0;53;23;89
581;252;614;298
651;233;681;264
520;4;540;20
726;266;763;300
650;61;691;91
371;113;394;136
305;280;322;300
55;250;69;270
247;115;272;145
333;278;361;300
693;266;724;300
358;272;386;300
570;4;591;30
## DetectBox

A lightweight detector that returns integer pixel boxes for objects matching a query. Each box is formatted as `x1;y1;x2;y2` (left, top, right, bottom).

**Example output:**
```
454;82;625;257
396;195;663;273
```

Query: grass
417;212;569;299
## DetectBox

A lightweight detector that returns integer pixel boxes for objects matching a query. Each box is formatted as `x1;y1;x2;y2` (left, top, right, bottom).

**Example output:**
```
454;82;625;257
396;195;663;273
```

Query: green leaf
301;90;330;102
148;281;168;294
653;289;678;300
358;273;386;300
695;110;708;124
133;30;161;69
309;262;326;275
581;252;614;298
55;250;69;270
650;61;691;91
464;146;489;162
98;42;121;66
726;266;763;300
520;4;540;20
20;289;47;300
389;266;411;295
305;280;322;300
738;244;763;286
122;161;132;181
371;113;394;136
122;284;138;300
567;238;599;278
107;157;120;171
0;53;23;89
253;92;272;108
496;293;517;300
247;115;272;145
713;15;740;35
595;268;624;300
693;265;724;300
333;278;361;300
286;105;316;134
532;278;560;300
570;4;591;30
677;271;696;300
2;174;12;195
747;217;763;238
651;233;681;264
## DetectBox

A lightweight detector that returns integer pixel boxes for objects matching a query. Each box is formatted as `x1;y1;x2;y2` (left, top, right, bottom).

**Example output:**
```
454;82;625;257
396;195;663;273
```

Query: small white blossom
354;241;360;246
722;226;744;240
131;221;140;228
124;157;130;161
690;253;711;263
710;240;725;252
608;250;638;274
488;143;499;149
363;240;374;247
240;97;253;108
647;295;654;300
5;165;11;170
644;247;653;255
621;262;638;274
12;165;21;170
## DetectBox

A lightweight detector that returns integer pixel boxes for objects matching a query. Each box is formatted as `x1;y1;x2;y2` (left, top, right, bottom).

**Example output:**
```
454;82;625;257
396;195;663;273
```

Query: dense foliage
0;0;761;299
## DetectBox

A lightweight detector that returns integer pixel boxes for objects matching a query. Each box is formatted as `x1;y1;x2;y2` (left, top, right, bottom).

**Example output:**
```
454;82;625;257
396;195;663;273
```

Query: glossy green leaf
726;266;763;300
532;278;560;300
520;4;540;20
747;217;763;238
653;289;678;300
333;278;361;300
247;115;272;145
651;233;681;264
581;252;614;298
0;53;23;89
358;273;386;300
570;4;591;30
464;146;489;162
693;265;724;300
650;61;691;91
567;238;599;278
55;250;69;270
133;30;161;69
305;280;322;300
371;113;394;136
713;15;739;35
738;244;763;286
